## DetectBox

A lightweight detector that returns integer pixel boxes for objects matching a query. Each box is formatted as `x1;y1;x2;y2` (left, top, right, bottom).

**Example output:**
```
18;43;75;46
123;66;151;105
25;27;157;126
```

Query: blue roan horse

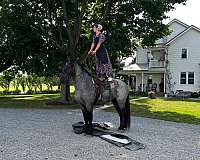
66;61;130;134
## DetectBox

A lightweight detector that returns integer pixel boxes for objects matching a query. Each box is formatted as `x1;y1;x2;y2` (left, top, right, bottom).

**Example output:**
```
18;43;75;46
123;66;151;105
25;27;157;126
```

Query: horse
66;61;130;134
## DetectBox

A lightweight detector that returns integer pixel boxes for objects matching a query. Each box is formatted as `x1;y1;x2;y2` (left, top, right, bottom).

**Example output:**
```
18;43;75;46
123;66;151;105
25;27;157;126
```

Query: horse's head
64;61;91;81
65;61;76;80
59;61;75;83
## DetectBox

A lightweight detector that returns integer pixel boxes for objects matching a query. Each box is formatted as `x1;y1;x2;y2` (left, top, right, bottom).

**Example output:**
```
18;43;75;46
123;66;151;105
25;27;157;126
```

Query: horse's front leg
86;104;93;135
81;105;89;133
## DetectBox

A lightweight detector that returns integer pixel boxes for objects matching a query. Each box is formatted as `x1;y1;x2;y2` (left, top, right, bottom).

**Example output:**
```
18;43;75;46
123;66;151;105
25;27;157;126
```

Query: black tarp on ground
72;122;145;151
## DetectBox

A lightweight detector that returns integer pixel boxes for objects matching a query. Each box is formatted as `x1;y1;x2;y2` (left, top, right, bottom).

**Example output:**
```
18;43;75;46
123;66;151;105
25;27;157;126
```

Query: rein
68;63;86;80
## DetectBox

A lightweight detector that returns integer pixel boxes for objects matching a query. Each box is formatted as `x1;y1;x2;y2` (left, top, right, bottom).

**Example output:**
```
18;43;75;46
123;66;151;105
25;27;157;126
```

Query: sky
164;0;200;27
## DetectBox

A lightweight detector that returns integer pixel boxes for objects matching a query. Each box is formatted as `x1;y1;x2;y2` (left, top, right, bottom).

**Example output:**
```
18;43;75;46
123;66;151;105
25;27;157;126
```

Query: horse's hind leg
112;98;126;130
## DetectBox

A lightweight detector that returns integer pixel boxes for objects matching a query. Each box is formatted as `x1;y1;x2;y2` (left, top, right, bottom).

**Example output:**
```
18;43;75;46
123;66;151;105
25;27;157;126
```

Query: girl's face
93;26;98;33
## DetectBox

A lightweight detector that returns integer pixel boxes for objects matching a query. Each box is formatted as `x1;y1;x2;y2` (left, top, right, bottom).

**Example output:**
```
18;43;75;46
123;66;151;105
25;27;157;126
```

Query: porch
135;72;166;93
118;64;166;93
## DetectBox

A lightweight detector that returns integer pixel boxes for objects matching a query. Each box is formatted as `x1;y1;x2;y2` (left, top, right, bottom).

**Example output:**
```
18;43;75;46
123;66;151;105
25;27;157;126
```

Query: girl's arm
88;43;95;53
92;34;105;54
93;43;101;53
88;35;95;54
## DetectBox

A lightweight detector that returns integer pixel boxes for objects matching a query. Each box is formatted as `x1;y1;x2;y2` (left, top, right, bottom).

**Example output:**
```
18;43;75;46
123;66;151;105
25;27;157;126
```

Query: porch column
127;75;130;89
164;72;166;93
142;72;144;92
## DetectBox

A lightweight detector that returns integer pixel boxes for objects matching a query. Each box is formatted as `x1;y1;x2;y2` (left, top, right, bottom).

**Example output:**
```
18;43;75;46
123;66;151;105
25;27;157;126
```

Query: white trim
188;72;195;85
180;72;187;85
141;72;144;92
181;48;188;59
180;72;195;85
164;73;166;93
166;25;200;45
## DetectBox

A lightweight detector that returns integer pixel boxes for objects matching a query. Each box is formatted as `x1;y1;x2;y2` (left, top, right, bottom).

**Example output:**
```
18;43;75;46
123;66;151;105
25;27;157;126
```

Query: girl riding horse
88;24;112;81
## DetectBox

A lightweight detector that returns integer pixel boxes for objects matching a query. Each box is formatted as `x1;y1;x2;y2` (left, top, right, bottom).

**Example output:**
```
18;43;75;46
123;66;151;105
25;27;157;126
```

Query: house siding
167;29;200;92
156;21;188;44
136;47;148;64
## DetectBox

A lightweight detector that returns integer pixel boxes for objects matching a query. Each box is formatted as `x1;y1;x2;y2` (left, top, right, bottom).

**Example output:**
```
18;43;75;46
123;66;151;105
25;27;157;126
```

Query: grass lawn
105;98;200;125
1;88;200;125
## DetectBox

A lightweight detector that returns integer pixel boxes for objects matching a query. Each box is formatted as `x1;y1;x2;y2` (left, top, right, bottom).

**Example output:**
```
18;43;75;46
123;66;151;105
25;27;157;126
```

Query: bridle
67;63;76;80
67;63;83;80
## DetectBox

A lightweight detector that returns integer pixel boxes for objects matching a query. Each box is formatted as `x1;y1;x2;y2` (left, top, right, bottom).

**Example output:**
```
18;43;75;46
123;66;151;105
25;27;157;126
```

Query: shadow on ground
0;95;79;109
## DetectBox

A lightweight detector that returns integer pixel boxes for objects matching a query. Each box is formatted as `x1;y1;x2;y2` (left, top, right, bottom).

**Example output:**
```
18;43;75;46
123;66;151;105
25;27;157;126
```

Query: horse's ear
75;59;81;65
65;58;72;65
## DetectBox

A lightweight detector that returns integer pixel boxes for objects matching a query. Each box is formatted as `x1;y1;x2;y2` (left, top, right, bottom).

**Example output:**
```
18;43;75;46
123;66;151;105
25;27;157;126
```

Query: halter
67;63;83;80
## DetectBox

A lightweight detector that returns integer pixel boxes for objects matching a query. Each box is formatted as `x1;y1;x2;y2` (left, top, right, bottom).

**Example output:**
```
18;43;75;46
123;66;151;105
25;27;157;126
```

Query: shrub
191;92;199;98
148;91;156;99
12;90;21;95
135;91;148;97
26;90;34;94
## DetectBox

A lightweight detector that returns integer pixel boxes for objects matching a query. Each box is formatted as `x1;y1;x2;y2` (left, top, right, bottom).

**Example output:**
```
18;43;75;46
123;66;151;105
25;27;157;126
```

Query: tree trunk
59;78;71;104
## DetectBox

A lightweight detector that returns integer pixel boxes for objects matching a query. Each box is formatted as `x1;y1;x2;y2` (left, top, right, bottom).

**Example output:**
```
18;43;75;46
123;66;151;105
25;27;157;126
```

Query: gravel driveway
0;108;200;160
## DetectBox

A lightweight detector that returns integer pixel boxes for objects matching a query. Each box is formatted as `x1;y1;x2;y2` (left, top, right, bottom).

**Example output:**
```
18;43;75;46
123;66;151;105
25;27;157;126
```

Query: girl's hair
92;23;103;31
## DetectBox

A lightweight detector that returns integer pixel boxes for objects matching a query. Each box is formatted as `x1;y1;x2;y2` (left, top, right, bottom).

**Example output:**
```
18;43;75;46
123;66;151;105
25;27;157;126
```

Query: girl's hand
88;50;92;55
92;51;96;55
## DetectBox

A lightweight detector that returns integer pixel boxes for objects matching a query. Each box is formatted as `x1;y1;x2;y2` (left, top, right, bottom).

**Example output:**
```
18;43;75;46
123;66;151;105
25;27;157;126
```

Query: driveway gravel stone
0;108;199;160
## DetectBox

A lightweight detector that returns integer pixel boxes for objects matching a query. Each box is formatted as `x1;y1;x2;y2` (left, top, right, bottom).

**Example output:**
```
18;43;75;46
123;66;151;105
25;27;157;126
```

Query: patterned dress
93;33;112;78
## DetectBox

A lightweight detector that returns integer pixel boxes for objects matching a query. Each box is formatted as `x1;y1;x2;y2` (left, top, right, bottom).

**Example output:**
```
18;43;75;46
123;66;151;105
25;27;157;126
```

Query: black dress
92;33;112;77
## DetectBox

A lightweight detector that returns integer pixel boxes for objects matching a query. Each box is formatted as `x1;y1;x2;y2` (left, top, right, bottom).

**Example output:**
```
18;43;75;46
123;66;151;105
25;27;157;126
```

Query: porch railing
149;60;165;68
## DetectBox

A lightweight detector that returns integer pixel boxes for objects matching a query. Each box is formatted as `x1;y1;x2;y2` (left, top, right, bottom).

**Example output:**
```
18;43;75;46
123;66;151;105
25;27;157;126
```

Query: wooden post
142;72;144;92
164;72;166;93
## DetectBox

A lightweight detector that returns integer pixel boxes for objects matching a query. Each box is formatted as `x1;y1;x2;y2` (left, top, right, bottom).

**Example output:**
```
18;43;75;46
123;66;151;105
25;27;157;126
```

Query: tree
18;75;27;93
0;0;187;100
0;69;15;92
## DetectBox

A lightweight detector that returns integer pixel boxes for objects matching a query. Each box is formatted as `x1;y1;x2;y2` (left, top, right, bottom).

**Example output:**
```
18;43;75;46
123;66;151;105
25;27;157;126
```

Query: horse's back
112;78;128;89
112;78;129;102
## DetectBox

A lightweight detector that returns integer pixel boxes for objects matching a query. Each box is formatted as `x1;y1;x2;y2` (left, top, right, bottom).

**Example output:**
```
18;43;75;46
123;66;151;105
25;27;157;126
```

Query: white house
119;19;200;93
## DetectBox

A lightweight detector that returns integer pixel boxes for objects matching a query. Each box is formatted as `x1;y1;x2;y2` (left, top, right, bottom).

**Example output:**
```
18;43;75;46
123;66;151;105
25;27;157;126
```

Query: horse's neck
74;66;94;91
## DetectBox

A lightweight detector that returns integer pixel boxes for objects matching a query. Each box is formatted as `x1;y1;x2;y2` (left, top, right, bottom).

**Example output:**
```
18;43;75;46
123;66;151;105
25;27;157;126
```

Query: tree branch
100;0;113;23
61;0;73;47
0;57;14;73
44;0;65;51
72;0;87;51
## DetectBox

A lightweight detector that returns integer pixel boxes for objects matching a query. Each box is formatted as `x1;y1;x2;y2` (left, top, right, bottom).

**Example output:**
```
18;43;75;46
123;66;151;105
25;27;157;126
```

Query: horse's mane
76;62;93;77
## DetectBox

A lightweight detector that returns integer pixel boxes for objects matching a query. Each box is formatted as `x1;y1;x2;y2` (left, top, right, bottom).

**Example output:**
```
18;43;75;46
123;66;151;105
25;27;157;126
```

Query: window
180;72;186;84
181;48;187;59
188;72;194;84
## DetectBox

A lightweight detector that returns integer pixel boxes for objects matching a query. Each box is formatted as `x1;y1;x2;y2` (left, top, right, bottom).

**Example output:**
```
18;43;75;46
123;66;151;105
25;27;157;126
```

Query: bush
26;90;34;94
191;92;199;98
148;91;156;99
135;91;148;97
2;91;12;95
12;90;21;95
41;90;59;94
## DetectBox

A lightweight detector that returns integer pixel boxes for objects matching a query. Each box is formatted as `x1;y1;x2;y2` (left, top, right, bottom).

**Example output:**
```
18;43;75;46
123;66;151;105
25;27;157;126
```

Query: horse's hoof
81;124;88;133
86;126;93;135
118;126;126;132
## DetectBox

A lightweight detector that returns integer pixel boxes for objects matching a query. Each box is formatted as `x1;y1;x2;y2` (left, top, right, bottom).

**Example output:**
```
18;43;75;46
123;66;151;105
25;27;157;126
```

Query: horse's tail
125;94;131;129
